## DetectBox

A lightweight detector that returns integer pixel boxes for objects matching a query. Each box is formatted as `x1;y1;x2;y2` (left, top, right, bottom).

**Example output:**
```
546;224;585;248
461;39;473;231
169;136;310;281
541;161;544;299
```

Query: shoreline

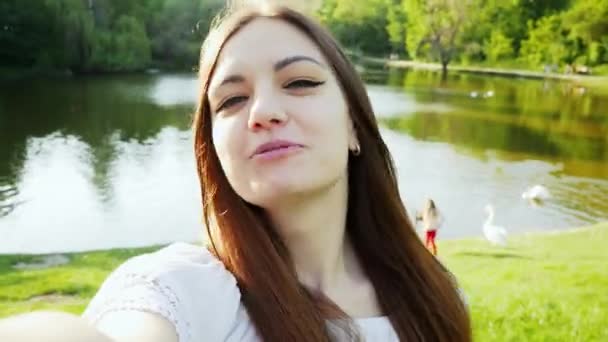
5;59;607;90
1;221;605;256
360;56;608;84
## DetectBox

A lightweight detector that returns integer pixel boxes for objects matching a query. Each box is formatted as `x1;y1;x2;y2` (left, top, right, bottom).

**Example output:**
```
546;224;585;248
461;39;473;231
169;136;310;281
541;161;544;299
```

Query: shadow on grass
454;251;532;259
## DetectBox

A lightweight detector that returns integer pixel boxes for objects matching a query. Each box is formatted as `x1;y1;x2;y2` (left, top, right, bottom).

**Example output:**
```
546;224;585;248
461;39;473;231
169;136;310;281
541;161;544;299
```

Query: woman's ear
347;118;361;155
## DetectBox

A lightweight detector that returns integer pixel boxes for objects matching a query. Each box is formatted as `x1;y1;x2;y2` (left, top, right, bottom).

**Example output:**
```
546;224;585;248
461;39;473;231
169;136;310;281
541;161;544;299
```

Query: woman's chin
245;180;316;205
239;167;345;206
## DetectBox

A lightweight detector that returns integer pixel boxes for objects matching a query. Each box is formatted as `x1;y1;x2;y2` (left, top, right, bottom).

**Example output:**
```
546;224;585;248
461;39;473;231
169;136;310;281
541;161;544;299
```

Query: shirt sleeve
82;243;242;342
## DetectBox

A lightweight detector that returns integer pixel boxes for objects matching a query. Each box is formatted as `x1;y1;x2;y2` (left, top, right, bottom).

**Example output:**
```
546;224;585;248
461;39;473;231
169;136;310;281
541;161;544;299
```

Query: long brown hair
193;4;470;342
422;199;440;222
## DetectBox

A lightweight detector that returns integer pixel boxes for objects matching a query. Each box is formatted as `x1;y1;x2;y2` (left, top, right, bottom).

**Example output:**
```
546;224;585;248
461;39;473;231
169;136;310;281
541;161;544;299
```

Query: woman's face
207;18;355;207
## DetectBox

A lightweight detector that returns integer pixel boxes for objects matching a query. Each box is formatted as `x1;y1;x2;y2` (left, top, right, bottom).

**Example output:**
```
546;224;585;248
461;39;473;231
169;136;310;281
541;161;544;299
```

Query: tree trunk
441;60;448;77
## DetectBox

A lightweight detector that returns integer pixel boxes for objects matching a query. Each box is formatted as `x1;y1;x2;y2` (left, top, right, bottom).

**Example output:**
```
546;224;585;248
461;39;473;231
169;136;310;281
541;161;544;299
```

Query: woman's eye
217;96;248;112
285;79;325;89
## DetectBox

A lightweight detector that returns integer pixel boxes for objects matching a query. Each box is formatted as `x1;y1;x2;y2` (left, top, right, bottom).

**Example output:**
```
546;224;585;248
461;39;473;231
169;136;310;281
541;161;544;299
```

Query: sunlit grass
441;222;608;341
1;224;606;341
0;246;162;317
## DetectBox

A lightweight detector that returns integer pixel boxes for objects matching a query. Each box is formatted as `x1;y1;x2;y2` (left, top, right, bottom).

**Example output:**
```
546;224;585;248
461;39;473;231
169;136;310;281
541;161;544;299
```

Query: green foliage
147;0;224;68
1;0;223;75
398;0;608;71
385;0;407;55
562;0;608;65
483;30;513;63
519;15;568;66
404;0;473;72
88;15;150;71
317;0;392;56
2;0;608;75
514;0;608;69
0;0;59;68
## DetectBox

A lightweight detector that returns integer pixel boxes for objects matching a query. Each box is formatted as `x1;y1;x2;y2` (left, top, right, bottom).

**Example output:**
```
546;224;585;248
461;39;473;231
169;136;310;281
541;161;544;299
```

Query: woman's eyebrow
274;55;325;71
214;55;324;90
218;75;245;88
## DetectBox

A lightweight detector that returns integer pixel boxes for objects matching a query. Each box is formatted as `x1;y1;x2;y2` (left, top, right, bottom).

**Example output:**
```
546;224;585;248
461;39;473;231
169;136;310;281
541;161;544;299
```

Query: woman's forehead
213;17;327;73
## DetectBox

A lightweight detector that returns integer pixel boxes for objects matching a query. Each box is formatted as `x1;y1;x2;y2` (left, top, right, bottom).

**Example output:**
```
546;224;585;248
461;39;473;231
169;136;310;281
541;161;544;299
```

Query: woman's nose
247;90;288;131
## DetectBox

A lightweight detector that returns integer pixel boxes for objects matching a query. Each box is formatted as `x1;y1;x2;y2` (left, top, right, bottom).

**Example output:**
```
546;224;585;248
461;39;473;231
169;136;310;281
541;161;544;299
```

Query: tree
45;0;96;71
87;15;150;71
147;0;223;68
457;0;523;63
404;0;472;74
484;30;513;63
385;0;407;56
519;15;568;67
317;0;392;56
0;0;62;68
562;0;608;65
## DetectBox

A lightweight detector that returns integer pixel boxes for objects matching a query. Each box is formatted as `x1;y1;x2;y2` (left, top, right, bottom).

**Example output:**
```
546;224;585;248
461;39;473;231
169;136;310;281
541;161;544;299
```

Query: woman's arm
0;310;178;342
96;310;179;342
0;311;111;342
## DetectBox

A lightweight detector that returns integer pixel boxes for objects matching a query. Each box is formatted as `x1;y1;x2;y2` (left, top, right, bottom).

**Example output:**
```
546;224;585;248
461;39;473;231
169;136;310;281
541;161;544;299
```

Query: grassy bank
0;246;162;317
1;223;606;341
440;223;608;341
360;56;608;85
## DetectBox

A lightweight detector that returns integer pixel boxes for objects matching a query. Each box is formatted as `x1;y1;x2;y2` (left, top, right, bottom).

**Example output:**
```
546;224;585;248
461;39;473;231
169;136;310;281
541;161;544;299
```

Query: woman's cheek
214;117;248;165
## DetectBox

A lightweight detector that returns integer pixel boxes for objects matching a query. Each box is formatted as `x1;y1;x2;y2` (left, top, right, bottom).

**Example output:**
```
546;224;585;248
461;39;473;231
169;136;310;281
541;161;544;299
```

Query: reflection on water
375;68;608;166
0;182;20;218
0;71;606;253
367;67;608;237
1;128;202;254
385;129;608;238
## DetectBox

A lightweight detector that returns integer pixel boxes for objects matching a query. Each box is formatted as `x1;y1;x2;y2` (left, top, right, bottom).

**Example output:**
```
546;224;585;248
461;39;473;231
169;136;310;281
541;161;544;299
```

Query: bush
484;30;514;63
88;16;150;72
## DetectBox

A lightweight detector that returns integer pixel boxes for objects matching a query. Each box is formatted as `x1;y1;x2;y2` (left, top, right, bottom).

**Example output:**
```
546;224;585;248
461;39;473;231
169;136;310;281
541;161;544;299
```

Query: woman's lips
251;140;304;161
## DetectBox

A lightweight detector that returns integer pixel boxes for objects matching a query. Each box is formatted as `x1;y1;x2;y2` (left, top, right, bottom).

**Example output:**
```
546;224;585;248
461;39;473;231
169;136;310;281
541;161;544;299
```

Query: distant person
0;2;470;342
416;199;444;256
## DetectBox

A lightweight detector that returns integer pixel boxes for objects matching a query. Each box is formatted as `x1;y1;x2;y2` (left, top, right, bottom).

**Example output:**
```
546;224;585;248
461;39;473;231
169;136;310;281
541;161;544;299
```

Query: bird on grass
483;204;508;246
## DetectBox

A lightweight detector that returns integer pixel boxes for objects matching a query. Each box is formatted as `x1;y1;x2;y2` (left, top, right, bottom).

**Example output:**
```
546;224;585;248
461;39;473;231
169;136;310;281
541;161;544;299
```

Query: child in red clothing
416;199;444;256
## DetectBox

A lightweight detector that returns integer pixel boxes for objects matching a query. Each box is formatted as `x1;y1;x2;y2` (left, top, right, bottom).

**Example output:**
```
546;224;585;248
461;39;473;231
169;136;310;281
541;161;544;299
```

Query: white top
417;212;444;232
82;243;399;342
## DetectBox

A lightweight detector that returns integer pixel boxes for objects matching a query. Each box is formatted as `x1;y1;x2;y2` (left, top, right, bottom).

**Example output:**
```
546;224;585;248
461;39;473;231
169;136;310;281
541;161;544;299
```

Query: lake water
1;69;607;254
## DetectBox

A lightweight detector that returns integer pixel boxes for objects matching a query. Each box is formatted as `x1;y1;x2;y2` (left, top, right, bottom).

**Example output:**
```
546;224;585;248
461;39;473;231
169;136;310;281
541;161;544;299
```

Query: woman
416;199;444;256
0;2;470;341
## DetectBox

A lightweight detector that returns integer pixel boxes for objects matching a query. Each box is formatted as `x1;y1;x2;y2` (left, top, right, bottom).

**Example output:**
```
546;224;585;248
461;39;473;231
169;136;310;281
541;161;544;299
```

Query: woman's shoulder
82;242;243;342
107;242;230;278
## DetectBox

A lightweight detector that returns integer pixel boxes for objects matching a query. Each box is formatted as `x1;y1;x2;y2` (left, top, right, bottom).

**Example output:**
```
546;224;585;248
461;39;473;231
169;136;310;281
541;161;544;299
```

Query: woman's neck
265;175;360;293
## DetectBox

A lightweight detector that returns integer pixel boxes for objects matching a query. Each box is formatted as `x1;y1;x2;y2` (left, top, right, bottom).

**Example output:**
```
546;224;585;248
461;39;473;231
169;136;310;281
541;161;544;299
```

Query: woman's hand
0;310;179;342
0;311;112;342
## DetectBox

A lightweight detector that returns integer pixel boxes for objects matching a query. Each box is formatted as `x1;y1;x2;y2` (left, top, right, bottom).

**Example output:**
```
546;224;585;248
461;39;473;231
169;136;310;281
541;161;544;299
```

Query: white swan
483;205;508;246
522;184;551;202
521;184;551;206
470;90;495;99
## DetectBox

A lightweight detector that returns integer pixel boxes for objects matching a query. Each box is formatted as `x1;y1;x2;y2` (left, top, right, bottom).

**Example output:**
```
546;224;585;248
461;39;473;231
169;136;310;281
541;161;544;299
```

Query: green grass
1;224;606;341
0;246;162;317
441;223;608;341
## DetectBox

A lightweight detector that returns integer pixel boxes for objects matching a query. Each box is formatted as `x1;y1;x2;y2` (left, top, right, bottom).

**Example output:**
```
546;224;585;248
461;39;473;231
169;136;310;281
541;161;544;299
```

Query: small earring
351;143;361;156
